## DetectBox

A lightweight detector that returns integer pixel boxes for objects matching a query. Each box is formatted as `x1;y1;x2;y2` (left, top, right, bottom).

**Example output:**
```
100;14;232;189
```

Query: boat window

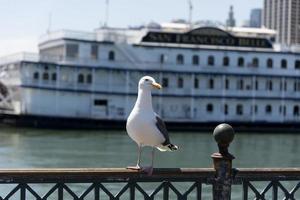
225;79;229;89
267;58;273;68
295;60;300;69
252;58;259;67
160;54;166;64
236;104;243;115
162;78;168;87
224;104;228;115
192;55;199;65
266;80;273;91
91;44;98;59
265;105;272;114
223;56;229;66
207;104;213;113
43;72;49;80
194;78;199;88
33;72;39;80
52;73;57;81
208;78;214;89
238;57;244;67
177;77;184;88
294;105;299;116
281;59;287;69
78;74;85;83
237;79;244;90
108;51;115;61
66;44;79;58
254;105;258;114
94;99;107;106
255;80;259;90
176;54;184;65
208;56;214;66
87;74;93;84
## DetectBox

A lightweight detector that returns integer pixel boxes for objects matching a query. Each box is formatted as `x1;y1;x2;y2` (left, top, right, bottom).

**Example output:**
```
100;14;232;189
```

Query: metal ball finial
213;123;235;158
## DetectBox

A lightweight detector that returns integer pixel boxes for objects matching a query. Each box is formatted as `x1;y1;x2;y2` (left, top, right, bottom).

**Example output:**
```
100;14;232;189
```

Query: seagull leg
127;145;142;170
142;147;155;175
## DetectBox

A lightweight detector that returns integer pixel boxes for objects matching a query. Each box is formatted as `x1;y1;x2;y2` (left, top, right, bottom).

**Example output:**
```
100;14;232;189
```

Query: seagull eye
145;79;150;82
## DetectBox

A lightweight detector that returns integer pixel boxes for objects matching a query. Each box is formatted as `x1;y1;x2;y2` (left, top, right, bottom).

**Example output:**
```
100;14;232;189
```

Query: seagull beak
152;82;162;89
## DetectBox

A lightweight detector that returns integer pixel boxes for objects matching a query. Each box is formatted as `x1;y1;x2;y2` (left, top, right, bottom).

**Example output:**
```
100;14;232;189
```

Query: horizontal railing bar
0;168;298;183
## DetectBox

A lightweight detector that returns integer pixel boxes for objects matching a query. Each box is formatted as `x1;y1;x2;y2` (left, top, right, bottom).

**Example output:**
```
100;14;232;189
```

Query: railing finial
212;123;235;200
212;123;235;159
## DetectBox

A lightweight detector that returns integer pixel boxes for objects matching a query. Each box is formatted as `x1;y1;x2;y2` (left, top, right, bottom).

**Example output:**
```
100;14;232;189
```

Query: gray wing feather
155;115;170;145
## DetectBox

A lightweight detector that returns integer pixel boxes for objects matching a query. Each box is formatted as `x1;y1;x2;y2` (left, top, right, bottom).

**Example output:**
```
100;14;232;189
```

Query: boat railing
0;124;299;200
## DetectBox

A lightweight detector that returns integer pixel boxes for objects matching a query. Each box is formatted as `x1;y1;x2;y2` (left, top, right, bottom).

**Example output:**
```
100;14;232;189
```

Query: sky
0;0;263;57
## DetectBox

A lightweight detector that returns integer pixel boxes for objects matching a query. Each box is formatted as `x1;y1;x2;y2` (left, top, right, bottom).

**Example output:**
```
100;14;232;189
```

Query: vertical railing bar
243;181;248;200
94;183;100;200
163;182;169;200
196;181;202;200
20;183;26;200
129;182;135;200
272;181;278;200
58;183;64;200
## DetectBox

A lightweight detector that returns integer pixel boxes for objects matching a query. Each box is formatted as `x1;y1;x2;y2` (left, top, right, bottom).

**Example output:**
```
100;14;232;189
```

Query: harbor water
0;127;299;199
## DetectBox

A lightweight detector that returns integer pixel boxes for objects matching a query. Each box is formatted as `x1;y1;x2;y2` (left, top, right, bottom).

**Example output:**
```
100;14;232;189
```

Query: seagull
126;76;178;174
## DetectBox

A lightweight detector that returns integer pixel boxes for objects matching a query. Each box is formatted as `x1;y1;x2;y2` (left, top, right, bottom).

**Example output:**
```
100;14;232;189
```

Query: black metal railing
0;124;298;199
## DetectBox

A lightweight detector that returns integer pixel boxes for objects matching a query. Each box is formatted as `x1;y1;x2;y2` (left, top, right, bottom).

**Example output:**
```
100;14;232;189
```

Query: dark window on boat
162;78;168;87
52;73;57;81
238;57;244;67
236;104;243;115
254;105;258;114
225;79;229;89
177;77;184;88
283;106;286;116
237;79;244;90
33;72;39;80
208;56;214;66
87;74;92;84
43;72;49;80
295;60;300;69
224;104;228;115
294;105;299;116
265;105;272;114
266;80;273;91
176;54;184;65
208;78;214;89
78;74;85;83
207;104;213;113
160;54;166;64
255;80;259;90
108;51;115;61
223;56;229;66
281;59;287;69
194;78;199;88
267;58;273;68
66;44;79;58
252;58;259;67
94;99;107;106
192;55;199;65
91;44;98;59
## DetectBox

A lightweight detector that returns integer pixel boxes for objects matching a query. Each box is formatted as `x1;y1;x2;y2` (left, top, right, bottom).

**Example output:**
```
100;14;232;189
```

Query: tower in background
250;8;262;28
226;6;236;27
263;0;300;45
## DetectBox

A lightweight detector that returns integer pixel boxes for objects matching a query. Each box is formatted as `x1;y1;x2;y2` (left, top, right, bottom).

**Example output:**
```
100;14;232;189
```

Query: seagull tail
157;143;179;152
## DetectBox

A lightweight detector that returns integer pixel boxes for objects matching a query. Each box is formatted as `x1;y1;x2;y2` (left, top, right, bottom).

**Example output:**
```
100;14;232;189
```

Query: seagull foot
142;166;153;176
126;165;141;171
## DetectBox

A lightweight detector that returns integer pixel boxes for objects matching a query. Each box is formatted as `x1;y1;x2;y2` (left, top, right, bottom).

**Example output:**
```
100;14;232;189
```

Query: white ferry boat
1;22;300;130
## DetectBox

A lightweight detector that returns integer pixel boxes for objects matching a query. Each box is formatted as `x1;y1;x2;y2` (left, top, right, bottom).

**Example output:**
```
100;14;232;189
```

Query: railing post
211;123;235;200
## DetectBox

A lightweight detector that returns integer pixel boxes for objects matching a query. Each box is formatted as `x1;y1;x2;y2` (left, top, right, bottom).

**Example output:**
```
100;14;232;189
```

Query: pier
0;124;298;199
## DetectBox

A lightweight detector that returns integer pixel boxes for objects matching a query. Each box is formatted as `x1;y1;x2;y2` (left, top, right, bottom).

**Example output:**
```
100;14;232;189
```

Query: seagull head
138;76;162;90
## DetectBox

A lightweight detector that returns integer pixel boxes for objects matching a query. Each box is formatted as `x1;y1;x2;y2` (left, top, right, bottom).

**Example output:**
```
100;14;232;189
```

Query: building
263;0;300;45
250;8;262;28
226;6;236;27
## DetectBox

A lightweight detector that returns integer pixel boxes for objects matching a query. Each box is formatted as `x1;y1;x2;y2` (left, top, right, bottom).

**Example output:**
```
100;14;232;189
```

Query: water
0;127;299;199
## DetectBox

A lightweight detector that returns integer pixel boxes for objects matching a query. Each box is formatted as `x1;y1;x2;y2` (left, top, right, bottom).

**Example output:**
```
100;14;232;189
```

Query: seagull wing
155;115;170;145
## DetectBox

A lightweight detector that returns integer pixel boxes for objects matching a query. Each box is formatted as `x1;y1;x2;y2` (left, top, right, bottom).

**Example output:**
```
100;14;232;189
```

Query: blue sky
0;0;262;56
